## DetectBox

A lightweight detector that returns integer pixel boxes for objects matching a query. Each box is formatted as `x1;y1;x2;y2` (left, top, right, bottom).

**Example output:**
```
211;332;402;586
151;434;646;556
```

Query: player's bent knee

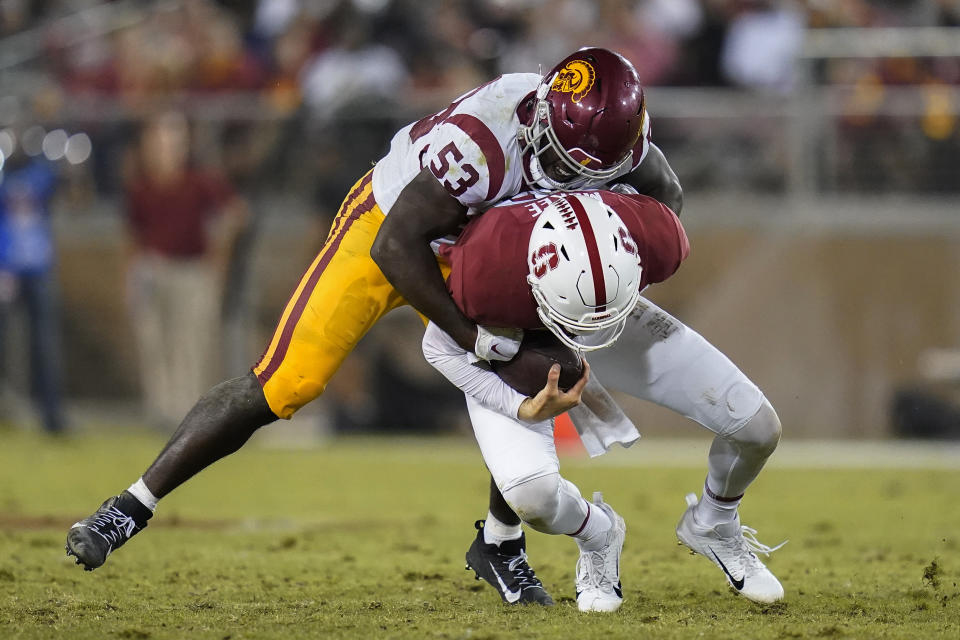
502;473;563;531
728;399;781;456
192;372;279;427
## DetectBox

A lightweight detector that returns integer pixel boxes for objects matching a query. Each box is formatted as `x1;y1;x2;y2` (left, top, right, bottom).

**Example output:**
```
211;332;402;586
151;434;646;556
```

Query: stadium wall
48;195;960;439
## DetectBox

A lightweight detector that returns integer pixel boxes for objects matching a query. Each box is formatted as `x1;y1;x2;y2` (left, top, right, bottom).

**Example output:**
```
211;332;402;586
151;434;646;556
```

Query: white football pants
471;297;775;517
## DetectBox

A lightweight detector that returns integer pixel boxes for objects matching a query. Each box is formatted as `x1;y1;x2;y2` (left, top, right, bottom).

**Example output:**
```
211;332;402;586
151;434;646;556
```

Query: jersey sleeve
600;191;689;288
422;321;530;419
420;116;508;208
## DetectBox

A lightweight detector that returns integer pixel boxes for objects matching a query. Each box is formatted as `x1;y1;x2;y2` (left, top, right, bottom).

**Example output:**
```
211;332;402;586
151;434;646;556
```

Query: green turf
1;429;957;639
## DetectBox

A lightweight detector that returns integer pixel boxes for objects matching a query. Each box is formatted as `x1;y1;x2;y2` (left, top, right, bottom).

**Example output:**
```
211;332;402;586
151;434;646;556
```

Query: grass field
1;428;958;639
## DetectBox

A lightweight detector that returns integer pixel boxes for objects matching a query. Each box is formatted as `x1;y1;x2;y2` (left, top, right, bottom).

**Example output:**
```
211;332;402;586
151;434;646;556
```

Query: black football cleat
465;520;554;606
66;491;153;571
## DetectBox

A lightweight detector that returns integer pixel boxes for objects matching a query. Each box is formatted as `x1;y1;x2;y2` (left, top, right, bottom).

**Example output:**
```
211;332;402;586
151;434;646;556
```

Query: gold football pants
253;170;447;419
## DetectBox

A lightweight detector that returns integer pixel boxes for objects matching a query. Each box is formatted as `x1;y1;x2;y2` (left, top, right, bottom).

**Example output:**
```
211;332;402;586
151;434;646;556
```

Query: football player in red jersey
427;189;686;611
423;190;785;610
65;48;683;588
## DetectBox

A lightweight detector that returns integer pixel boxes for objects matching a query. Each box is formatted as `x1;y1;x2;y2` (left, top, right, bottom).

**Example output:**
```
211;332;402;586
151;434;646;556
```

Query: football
491;330;584;396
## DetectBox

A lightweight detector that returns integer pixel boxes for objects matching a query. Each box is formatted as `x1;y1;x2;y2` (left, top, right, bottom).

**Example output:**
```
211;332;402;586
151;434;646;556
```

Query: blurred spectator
298;9;410;206
188;4;267;93
0;122;66;434
299;19;409;120
598;0;681;86
260;10;321;114
0;0;43;37
124;109;249;430
252;0;303;40
640;0;704;38
720;0;806;92
496;0;598;75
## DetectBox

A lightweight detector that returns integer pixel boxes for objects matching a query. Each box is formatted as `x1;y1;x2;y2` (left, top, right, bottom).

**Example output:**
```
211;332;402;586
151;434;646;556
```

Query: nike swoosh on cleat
490;344;506;357
709;549;745;591
489;562;522;604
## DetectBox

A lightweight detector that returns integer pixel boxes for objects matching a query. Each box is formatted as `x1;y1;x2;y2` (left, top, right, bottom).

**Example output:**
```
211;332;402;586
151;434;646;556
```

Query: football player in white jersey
65;47;683;590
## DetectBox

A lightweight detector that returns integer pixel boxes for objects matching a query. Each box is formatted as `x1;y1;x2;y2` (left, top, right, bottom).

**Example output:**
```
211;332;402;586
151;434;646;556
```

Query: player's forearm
644;177;683;216
371;168;478;351
422;322;529;420
373;232;477;350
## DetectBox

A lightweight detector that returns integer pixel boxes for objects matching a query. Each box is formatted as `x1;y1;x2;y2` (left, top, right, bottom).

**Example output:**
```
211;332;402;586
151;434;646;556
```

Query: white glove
474;325;524;362
608;182;639;195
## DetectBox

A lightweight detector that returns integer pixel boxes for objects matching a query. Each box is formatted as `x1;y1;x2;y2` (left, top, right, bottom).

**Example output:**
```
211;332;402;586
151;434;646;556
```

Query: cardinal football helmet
526;193;642;351
519;47;647;191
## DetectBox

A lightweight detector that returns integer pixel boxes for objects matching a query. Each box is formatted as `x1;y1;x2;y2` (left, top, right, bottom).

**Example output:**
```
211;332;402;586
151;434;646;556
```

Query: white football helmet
526;193;642;352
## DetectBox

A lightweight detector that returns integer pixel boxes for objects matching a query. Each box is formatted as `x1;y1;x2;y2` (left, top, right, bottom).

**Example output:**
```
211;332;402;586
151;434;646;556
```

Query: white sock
483;512;522;546
127;477;159;512
570;500;612;551
696;482;741;527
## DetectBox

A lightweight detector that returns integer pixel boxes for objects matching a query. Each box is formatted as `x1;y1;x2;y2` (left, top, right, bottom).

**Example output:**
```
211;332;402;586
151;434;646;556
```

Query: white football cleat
676;493;786;604
575;492;626;613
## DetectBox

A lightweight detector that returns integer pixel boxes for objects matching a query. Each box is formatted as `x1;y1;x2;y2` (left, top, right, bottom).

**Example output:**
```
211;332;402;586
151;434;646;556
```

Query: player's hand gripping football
517;359;590;423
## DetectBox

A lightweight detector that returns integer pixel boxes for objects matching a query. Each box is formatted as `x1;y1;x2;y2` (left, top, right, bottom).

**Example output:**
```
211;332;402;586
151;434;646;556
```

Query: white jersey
371;73;652;228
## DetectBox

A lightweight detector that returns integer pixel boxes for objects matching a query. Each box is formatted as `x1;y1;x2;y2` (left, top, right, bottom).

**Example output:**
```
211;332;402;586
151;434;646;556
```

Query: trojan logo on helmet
551;59;595;103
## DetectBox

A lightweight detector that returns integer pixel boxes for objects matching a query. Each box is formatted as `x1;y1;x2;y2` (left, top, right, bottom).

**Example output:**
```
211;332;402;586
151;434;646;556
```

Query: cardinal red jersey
439;190;689;328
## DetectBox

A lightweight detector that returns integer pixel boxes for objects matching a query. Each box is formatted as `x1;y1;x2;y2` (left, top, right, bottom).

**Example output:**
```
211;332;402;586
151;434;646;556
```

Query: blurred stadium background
2;0;960;449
